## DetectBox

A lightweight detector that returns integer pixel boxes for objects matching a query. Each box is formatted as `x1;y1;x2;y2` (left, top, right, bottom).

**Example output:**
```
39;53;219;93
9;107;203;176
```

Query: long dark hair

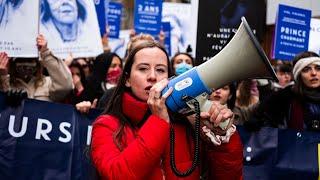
226;82;237;110
103;41;171;150
86;52;122;101
69;60;87;87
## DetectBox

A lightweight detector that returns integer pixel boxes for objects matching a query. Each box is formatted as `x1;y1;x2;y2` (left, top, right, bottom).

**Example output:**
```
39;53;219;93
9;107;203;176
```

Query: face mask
15;62;37;81
106;68;122;85
175;62;193;75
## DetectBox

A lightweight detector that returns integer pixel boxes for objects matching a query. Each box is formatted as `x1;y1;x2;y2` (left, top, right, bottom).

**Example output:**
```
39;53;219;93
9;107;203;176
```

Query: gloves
5;90;28;107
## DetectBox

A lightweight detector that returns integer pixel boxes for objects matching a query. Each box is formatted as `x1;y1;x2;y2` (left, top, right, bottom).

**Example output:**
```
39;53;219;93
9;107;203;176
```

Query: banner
195;0;266;65
238;126;320;180
107;2;123;39
266;0;320;25
104;0;110;28
40;0;103;59
1;92;320;179
162;2;193;57
309;18;320;55
108;29;131;58
94;0;106;37
0;0;38;57
0;93;101;180
273;4;311;60
134;0;163;36
161;22;171;57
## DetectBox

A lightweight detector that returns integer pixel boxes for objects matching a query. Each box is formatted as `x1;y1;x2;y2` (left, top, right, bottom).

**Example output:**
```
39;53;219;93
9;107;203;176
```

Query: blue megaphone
162;17;277;114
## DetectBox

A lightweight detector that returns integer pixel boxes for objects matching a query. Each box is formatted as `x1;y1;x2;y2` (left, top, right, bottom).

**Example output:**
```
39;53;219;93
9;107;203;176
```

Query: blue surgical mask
175;62;193;75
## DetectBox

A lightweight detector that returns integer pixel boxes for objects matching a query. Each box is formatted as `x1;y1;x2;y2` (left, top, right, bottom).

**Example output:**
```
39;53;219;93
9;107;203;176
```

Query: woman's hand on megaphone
208;102;234;128
148;79;173;123
186;101;234;135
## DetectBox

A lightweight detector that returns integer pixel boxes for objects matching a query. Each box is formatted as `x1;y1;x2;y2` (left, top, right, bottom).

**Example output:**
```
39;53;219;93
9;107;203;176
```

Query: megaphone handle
190;95;231;130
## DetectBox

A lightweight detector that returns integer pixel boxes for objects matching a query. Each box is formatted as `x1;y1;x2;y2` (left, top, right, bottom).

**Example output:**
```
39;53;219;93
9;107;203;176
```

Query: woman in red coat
90;40;243;179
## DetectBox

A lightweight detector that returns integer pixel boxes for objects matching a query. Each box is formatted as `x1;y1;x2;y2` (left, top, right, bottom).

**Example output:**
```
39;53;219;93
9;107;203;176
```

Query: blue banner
162;22;171;56
134;0;163;36
273;4;311;60
0;93;101;180
107;2;123;39
238;126;320;180
94;0;106;36
104;0;110;27
1;91;320;179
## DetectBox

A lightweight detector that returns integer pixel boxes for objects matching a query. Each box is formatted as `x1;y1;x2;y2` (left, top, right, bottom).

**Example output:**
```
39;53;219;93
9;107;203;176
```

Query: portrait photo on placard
40;0;103;59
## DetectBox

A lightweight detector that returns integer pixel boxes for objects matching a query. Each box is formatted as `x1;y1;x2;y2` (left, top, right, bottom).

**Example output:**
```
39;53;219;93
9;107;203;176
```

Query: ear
228;94;232;100
125;78;131;87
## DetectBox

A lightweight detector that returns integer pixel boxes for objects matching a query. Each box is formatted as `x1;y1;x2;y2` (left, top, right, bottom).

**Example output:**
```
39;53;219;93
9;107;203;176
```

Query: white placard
0;0;39;57
40;0;103;59
309;18;320;55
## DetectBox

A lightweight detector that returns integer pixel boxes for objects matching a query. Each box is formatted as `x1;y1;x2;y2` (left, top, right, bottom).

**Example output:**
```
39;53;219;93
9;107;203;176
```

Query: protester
76;57;92;78
247;51;320;131
0;34;73;102
209;83;258;126
236;79;259;108
76;34;155;112
66;60;89;105
171;52;194;76
90;40;243;179
271;63;294;92
96;34;156;109
209;84;237;111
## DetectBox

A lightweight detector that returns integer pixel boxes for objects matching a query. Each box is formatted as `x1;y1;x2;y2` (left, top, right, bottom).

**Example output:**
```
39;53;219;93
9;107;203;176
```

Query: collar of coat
122;92;149;126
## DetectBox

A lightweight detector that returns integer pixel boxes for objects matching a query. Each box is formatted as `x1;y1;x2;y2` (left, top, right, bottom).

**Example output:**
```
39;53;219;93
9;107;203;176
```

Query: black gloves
5;90;28;107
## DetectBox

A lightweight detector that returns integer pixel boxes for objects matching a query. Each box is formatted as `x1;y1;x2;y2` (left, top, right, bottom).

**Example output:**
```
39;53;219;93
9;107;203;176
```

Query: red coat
91;92;243;179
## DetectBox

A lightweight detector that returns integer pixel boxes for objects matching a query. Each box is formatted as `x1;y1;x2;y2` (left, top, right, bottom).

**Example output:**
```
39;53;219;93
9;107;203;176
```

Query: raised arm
0;52;10;92
36;34;73;102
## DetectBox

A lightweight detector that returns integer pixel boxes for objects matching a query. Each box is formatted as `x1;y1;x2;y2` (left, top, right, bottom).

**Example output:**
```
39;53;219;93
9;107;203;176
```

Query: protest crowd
0;0;320;179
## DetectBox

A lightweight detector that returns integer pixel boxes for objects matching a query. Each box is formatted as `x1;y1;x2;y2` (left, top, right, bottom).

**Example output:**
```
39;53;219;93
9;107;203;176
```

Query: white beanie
292;57;320;81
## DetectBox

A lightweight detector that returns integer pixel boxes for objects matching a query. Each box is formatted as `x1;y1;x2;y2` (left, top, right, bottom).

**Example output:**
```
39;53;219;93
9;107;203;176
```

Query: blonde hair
126;33;155;56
